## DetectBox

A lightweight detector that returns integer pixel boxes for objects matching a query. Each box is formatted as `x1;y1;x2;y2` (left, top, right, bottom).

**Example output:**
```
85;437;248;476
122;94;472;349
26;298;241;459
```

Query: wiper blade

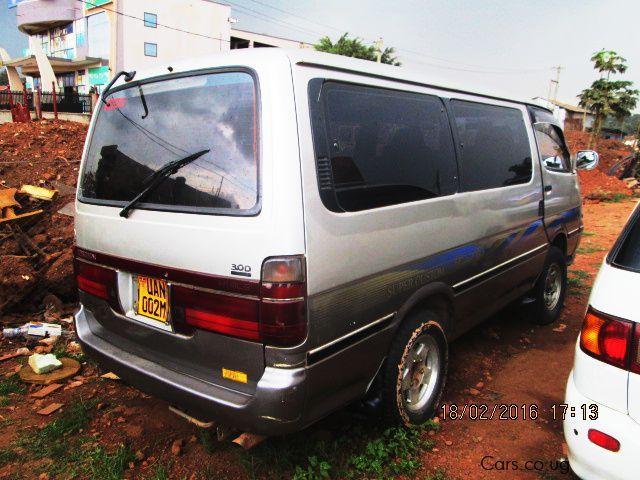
101;70;136;105
119;149;210;218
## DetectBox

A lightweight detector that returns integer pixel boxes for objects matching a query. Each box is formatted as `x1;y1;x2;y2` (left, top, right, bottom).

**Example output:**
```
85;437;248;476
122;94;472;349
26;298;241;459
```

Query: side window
311;81;458;212
450;100;532;192
534;123;571;172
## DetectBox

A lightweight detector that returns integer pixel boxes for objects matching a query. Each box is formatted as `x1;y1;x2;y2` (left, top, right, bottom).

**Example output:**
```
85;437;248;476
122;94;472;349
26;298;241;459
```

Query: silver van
74;49;597;435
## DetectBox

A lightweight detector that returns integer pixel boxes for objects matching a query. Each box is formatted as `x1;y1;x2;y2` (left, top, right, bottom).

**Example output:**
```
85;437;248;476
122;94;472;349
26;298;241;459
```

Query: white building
1;0;311;94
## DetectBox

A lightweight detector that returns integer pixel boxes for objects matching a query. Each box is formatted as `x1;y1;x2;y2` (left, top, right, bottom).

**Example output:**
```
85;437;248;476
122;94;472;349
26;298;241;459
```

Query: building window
87;11;109;59
144;42;157;57
144;12;157;28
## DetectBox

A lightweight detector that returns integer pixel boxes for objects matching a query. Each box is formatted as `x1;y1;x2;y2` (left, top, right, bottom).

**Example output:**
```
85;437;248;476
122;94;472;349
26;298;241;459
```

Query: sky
2;0;639;112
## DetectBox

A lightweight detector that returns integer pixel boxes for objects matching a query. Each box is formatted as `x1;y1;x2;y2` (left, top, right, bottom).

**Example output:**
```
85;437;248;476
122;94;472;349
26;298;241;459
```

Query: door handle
544;185;553;192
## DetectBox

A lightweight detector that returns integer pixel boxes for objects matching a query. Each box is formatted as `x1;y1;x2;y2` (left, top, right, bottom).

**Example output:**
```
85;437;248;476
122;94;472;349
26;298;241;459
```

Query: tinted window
534;123;571;171
313;82;457;212
451;100;532;192
612;208;640;272
80;71;258;213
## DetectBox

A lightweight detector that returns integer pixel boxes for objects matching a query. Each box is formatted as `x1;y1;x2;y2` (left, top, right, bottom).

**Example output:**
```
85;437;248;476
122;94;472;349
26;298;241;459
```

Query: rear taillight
588;429;620;452
260;257;306;347
580;307;633;369
172;286;260;341
171;256;307;347
74;258;121;312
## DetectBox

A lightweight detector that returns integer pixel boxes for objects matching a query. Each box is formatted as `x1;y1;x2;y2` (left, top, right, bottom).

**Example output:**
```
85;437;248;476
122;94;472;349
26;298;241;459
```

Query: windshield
79;71;258;213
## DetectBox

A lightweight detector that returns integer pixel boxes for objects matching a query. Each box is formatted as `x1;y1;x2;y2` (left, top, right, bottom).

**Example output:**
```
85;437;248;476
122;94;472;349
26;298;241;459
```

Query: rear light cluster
580;307;640;373
172;256;306;347
73;257;121;312
588;429;621;452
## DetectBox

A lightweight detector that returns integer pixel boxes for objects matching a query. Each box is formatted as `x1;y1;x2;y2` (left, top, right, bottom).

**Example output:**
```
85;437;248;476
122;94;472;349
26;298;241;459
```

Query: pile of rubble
564;130;636;200
0;120;88;316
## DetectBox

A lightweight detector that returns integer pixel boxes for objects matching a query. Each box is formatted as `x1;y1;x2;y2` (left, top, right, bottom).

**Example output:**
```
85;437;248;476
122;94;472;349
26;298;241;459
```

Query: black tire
530;246;567;325
381;310;448;426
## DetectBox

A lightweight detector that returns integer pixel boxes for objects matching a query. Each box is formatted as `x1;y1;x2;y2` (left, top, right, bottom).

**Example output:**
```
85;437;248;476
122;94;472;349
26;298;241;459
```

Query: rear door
75;54;304;393
529;107;582;249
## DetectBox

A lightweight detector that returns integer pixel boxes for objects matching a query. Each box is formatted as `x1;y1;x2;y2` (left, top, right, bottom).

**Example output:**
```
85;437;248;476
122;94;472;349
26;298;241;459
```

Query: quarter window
310;81;458;212
534;123;571;172
144;12;157;28
144;42;157;57
451;100;532;192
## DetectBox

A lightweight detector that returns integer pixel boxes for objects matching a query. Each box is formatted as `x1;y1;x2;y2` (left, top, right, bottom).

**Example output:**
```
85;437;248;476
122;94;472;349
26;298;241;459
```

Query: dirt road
0;199;635;480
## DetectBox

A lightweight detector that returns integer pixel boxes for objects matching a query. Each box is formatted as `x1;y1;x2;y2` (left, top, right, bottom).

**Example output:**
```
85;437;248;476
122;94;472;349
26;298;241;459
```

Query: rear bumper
564;372;640;480
76;304;308;435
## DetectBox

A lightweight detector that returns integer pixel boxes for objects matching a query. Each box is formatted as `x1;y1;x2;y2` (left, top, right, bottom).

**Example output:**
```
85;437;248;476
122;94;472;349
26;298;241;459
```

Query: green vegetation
425;468;451;480
587;192;632;203
242;419;441;479
576;245;607;254
578;49;638;147
314;33;400;66
0;376;27;408
582;231;596;237
568;269;591;293
86;444;135;480
149;462;172;480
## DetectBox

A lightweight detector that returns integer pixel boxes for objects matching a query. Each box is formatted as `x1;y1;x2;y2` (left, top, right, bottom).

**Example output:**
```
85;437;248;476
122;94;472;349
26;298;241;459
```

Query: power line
77;0;231;43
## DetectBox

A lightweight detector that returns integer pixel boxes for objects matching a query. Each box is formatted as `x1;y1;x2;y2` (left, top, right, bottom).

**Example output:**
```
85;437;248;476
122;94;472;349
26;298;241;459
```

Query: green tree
579;49;638;147
314;33;401;66
0;69;8;86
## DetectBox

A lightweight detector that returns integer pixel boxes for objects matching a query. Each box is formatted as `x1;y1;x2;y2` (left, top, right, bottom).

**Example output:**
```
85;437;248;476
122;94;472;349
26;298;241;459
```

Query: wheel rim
544;263;562;311
400;334;440;413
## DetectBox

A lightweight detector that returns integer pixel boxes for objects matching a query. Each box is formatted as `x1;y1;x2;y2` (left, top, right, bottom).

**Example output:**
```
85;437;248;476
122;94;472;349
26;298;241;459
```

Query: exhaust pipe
168;405;214;429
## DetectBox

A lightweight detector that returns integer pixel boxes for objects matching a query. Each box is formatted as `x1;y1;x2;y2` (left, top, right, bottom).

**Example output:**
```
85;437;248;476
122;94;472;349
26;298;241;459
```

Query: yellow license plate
137;276;169;323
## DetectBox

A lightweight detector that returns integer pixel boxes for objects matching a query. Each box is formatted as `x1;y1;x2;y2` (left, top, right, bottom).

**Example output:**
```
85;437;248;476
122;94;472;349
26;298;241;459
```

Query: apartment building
2;0;310;94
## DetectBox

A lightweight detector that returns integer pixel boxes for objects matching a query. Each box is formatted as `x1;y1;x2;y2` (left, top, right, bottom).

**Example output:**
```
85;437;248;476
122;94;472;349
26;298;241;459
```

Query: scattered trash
2;322;61;339
18;184;58;201
553;323;567;333
37;402;64;416
101;372;120;380
2;325;28;338
30;383;63;398
56;201;75;218
28;353;62;374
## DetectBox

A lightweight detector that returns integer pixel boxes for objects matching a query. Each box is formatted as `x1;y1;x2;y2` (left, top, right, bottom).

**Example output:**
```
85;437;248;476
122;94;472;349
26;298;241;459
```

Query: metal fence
0;89;93;115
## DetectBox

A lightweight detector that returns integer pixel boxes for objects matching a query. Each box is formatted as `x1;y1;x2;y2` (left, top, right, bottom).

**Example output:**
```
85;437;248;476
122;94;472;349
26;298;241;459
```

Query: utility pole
374;37;383;63
552;65;563;104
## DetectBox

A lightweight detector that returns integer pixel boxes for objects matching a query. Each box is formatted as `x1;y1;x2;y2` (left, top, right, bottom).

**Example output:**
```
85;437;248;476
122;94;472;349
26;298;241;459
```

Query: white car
564;203;640;480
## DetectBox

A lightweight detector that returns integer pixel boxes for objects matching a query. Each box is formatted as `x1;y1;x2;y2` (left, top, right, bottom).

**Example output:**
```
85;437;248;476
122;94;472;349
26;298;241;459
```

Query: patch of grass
52;345;87;363
425;468;451;480
582;231;596;237
0;449;14;466
576;245;607;254
588;192;631;203
0;376;26;397
86;444;135;480
16;397;96;460
149;462;172;480
568;269;591;294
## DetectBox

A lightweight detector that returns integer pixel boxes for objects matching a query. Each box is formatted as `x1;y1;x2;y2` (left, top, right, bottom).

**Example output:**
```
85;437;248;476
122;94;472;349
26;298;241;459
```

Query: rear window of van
79;71;258;214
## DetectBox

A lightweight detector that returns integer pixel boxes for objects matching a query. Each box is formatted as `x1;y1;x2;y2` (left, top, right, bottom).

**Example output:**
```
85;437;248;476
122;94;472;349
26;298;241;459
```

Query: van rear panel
75;52;305;404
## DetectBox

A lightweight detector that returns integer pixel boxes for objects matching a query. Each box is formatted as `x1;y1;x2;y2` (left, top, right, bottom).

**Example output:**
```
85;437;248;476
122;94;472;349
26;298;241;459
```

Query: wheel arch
394;282;455;339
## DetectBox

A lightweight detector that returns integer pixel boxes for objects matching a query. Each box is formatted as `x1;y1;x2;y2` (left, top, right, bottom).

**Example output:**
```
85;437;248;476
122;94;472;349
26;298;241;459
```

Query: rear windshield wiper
119;149;210;218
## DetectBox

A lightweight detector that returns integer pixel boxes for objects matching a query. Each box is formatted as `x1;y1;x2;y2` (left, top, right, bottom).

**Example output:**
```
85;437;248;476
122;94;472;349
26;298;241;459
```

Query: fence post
7;87;15;122
21;84;31;122
51;81;58;120
35;85;43;120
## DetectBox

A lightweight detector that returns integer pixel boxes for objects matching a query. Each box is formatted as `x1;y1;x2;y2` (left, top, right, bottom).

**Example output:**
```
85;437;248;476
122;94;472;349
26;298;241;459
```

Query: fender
394;281;455;337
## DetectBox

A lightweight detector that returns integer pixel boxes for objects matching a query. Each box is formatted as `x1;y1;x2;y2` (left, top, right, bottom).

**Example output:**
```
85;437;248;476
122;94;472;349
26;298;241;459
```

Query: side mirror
576;150;599;170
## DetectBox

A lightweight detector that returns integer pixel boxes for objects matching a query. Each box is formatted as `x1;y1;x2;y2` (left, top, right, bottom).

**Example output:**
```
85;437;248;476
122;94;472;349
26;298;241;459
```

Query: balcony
17;0;78;35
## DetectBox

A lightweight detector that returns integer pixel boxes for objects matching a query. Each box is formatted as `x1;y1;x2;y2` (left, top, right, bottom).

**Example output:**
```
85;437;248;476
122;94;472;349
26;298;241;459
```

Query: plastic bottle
2;326;28;338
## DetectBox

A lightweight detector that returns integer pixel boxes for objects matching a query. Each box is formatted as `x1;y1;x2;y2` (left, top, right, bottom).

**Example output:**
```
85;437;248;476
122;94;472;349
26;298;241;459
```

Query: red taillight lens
172;286;260;342
260;257;307;347
588;429;620;452
74;258;121;311
580;308;633;369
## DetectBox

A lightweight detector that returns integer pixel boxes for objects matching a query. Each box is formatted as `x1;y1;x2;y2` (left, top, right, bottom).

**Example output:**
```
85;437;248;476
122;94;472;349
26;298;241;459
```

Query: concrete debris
28;353;62;374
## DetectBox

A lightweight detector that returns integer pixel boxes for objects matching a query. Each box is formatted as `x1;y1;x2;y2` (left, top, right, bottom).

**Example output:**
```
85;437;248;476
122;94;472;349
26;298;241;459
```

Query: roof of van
111;48;550;111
